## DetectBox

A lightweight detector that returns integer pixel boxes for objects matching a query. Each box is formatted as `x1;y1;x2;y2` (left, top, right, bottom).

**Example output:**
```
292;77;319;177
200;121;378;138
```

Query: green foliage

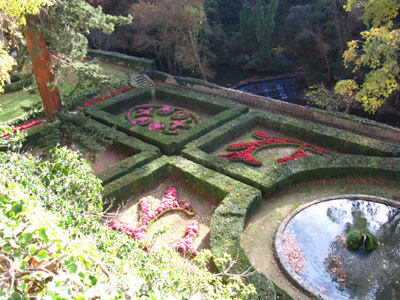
58;60;131;101
338;1;400;114
239;0;279;70
0;148;256;299
0;125;26;151
345;0;400;28
37;112;113;160
0;147;103;231
2;74;33;94
346;229;378;252
306;83;344;111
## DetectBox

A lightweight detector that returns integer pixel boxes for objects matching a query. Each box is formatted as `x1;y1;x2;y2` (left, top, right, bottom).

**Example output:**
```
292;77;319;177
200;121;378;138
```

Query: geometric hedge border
84;84;248;155
101;155;276;300
22;117;161;186
182;111;400;196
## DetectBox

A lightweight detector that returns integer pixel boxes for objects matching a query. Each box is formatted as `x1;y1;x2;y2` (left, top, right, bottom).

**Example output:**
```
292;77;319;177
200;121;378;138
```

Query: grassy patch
0;90;42;124
0;62;134;124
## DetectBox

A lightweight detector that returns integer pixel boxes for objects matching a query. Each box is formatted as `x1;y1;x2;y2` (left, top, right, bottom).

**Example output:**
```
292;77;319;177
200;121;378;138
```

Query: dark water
279;198;400;300
210;64;280;87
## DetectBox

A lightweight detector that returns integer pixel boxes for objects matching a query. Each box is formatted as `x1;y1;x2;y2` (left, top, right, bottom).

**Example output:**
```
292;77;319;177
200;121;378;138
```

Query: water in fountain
275;195;400;300
359;235;368;252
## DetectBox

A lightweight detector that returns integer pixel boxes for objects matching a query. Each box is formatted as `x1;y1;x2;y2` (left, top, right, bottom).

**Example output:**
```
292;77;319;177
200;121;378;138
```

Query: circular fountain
274;195;400;300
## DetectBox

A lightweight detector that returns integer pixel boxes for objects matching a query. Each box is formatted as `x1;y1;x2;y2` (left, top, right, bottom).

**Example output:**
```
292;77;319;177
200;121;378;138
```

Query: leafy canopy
336;0;400;114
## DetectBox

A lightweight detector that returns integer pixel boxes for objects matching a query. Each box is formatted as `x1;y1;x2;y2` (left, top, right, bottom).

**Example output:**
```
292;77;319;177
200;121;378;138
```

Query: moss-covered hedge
182;111;400;196
102;156;276;300
87;49;155;73
84;84;248;155
20;117;160;185
152;71;222;90
3;74;33;93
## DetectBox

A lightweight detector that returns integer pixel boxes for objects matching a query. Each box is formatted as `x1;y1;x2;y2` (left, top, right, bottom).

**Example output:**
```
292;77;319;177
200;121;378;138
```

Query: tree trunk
332;0;345;54
24;15;62;118
188;28;208;80
314;34;331;82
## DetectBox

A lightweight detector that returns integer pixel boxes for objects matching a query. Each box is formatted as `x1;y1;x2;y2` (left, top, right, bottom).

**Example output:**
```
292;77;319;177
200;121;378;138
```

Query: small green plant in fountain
346;229;378;252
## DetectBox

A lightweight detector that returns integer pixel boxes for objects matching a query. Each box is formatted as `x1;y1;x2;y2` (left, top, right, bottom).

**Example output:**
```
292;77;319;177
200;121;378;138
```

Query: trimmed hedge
182;111;400;196
174;76;222;89
152;71;222;90
87;49;155;73
84;84;248;155
102;156;275;300
20;117;160;185
3;74;33;93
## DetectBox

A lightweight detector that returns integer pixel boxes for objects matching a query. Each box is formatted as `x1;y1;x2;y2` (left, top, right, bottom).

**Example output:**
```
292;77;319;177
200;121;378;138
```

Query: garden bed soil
88;147;130;175
241;179;400;300
33;146;130;176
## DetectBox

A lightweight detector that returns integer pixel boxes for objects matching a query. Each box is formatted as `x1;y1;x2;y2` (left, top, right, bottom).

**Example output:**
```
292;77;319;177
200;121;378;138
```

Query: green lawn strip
84;84;248;155
21;116;161;185
102;156;276;300
0;90;42;124
0;59;135;125
182;111;400;196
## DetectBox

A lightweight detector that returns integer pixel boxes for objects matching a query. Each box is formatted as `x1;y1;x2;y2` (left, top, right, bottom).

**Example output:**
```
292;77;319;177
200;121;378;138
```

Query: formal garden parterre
6;62;400;299
84;84;248;155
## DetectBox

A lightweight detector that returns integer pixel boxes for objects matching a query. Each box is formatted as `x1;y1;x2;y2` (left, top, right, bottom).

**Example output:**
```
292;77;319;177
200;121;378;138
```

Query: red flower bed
83;87;134;107
2;119;44;138
219;131;330;165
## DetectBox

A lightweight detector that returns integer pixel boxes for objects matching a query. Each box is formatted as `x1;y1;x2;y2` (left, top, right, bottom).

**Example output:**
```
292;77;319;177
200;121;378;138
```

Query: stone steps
131;73;154;88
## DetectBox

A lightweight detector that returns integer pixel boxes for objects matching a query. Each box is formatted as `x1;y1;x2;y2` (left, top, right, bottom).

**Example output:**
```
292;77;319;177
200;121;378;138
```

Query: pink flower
148;121;166;132
132;116;152;126
136;108;153;116
108;186;196;254
170;220;199;255
170;119;191;129
158;105;175;114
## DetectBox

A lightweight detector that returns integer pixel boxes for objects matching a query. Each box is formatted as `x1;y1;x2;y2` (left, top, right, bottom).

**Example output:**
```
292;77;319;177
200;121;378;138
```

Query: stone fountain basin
274;194;400;300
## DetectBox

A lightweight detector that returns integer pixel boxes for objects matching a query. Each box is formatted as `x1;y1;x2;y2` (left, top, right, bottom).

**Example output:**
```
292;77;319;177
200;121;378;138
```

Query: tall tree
129;0;214;79
0;0;52;93
24;14;62;118
239;0;279;70
1;0;131;118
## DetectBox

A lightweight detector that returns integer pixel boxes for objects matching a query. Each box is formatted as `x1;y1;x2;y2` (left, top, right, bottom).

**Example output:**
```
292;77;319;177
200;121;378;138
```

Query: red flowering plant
83;87;134;107
109;185;199;255
127;104;202;135
1;119;44;138
219;131;330;165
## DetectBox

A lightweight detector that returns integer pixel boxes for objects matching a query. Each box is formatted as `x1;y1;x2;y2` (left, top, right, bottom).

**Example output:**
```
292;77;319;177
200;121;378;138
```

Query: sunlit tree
0;0;131;118
336;0;400;113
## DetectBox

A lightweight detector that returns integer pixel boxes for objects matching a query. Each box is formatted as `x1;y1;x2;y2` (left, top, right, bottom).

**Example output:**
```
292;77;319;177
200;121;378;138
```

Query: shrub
0;148;256;299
